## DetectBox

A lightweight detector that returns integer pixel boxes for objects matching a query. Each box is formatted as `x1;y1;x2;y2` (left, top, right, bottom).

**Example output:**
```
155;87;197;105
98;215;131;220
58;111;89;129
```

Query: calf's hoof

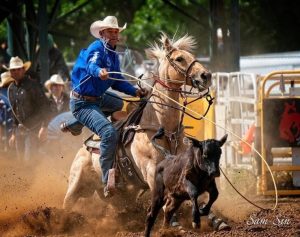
170;214;180;227
199;207;209;216
192;222;200;229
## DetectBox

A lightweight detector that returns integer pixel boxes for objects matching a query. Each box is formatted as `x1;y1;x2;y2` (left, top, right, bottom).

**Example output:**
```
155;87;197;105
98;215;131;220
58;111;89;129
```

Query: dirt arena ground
0;150;299;237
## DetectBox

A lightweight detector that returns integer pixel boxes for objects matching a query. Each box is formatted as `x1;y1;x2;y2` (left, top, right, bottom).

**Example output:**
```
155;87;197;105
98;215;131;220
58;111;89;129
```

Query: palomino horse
63;33;212;210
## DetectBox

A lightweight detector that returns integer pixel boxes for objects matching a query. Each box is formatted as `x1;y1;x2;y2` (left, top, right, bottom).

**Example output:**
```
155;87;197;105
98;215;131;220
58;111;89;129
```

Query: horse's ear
163;37;173;52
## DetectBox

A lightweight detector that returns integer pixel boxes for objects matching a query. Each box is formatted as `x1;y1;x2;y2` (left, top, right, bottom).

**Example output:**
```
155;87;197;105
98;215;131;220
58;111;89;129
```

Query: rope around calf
107;71;278;211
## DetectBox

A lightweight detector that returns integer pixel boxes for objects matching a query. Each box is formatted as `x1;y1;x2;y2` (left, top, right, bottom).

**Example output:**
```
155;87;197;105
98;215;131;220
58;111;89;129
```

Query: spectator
6;56;51;161
44;74;70;116
36;34;70;83
0;72;14;151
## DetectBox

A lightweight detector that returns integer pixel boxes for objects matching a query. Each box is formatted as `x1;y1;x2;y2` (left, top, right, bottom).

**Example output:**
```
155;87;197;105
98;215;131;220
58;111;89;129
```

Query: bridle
165;48;204;90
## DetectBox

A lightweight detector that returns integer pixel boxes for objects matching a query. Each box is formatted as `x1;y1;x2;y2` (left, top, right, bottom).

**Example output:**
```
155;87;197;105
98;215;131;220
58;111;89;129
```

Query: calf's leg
199;180;218;216
163;197;182;228
145;173;165;237
186;180;201;229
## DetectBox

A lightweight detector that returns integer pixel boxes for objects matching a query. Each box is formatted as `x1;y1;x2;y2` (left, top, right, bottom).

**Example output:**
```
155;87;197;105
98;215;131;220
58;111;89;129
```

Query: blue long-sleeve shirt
71;39;137;97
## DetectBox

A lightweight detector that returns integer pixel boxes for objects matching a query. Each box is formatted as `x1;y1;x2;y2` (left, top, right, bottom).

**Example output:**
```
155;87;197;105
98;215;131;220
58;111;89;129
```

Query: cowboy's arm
111;59;141;96
86;42;106;79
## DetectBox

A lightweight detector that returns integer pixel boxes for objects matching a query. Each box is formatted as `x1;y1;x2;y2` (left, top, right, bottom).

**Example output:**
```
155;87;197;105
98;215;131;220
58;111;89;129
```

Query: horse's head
146;33;212;92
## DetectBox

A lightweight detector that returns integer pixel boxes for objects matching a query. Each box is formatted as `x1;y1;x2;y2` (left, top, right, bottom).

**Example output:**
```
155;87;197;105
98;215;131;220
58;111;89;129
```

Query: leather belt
71;91;102;102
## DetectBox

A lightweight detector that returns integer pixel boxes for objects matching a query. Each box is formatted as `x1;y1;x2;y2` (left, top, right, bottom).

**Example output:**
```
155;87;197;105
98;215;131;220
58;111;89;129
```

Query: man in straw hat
62;16;147;197
44;74;69;116
6;56;51;161
0;71;14;93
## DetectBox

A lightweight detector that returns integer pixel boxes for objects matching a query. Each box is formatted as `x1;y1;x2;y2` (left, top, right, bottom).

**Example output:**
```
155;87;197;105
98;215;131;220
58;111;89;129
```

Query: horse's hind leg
63;171;83;210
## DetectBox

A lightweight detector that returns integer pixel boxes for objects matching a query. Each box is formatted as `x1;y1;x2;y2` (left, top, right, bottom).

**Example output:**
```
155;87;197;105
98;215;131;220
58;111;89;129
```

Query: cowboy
62;16;147;197
6;56;51;161
44;74;69;116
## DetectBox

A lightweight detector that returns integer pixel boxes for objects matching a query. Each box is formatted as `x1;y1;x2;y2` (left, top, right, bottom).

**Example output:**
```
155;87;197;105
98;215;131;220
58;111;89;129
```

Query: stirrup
60;122;82;136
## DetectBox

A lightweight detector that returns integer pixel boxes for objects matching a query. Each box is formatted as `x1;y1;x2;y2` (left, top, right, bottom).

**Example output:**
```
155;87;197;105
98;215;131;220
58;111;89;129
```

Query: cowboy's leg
100;91;124;116
61;116;84;135
72;100;118;184
61;92;123;135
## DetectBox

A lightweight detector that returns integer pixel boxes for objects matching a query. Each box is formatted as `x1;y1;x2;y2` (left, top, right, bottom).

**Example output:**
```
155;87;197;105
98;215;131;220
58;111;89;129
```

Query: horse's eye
175;57;184;62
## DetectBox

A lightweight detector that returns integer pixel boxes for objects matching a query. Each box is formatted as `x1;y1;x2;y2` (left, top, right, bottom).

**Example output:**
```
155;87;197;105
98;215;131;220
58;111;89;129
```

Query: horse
63;33;212;214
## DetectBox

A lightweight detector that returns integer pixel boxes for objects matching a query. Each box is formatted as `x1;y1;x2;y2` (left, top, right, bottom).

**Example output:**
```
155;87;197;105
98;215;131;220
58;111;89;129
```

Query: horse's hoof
217;222;231;231
192;222;200;229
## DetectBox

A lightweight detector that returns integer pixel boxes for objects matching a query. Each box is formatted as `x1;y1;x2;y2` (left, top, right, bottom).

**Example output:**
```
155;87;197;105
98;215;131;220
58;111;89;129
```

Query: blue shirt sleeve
86;42;103;78
112;80;137;96
110;54;137;96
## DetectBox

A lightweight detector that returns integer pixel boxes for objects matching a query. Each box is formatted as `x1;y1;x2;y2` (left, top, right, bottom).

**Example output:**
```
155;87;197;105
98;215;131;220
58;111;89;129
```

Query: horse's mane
147;32;197;60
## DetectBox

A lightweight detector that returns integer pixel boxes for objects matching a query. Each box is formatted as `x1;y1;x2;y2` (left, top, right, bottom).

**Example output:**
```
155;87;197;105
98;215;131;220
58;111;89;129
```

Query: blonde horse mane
146;32;197;61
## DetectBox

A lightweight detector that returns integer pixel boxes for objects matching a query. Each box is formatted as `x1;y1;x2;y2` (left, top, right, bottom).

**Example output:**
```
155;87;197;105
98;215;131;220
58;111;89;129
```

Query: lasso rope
107;71;278;211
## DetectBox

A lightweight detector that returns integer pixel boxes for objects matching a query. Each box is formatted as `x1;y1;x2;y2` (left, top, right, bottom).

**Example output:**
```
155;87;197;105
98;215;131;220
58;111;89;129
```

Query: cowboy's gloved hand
99;68;109;80
136;88;148;98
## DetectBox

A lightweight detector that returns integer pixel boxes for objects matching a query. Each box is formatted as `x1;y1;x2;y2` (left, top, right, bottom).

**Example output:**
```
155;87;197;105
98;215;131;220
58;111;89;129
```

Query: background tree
0;0;300;71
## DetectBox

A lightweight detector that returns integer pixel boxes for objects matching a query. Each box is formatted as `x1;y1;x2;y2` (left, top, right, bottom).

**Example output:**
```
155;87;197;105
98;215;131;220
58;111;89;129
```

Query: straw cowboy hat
44;74;65;91
90;16;127;38
0;71;14;87
3;56;31;71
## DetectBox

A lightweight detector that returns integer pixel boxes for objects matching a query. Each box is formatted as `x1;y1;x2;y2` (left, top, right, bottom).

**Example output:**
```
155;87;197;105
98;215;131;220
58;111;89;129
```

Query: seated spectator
0;71;14;96
44;74;70;116
0;72;14;152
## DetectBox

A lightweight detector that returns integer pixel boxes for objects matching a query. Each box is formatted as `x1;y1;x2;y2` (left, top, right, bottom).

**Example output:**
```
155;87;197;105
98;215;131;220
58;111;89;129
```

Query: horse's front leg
199;180;218;216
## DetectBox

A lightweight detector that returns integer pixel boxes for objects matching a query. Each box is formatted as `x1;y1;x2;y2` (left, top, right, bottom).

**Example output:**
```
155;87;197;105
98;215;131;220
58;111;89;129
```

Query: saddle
84;100;149;190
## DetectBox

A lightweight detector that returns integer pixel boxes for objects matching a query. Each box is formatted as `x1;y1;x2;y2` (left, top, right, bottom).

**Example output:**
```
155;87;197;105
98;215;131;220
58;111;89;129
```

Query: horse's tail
151;127;170;157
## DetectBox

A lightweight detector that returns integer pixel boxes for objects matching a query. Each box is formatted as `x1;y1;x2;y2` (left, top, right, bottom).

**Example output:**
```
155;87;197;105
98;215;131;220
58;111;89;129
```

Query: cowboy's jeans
69;92;123;184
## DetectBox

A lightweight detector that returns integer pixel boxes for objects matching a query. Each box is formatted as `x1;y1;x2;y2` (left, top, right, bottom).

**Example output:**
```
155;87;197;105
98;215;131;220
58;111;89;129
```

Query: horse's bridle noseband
165;48;203;87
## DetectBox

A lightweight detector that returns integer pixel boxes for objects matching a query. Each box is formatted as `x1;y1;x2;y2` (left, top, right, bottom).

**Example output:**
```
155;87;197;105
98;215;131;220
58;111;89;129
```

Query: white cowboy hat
44;74;65;91
3;56;31;71
0;71;14;87
90;16;127;39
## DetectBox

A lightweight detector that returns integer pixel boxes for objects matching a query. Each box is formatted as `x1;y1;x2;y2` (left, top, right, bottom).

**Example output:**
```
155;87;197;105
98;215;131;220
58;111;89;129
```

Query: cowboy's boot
60;120;83;136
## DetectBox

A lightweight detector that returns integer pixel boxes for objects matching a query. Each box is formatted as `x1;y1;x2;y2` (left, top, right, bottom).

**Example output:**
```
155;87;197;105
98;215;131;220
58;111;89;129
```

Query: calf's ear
219;134;228;147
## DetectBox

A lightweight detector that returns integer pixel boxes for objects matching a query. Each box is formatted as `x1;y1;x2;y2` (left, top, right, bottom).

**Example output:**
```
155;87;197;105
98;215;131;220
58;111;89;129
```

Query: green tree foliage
1;0;300;62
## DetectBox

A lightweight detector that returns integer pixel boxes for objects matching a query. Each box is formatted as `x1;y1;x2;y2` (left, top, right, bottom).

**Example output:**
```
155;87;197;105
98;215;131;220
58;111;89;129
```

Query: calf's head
186;134;227;177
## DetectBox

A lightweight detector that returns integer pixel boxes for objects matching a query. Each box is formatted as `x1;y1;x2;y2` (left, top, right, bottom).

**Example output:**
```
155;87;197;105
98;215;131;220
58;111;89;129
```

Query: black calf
145;128;227;237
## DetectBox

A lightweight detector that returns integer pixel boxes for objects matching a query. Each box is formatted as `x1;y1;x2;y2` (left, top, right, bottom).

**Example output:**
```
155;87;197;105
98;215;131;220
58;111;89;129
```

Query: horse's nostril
206;72;212;80
201;72;211;81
